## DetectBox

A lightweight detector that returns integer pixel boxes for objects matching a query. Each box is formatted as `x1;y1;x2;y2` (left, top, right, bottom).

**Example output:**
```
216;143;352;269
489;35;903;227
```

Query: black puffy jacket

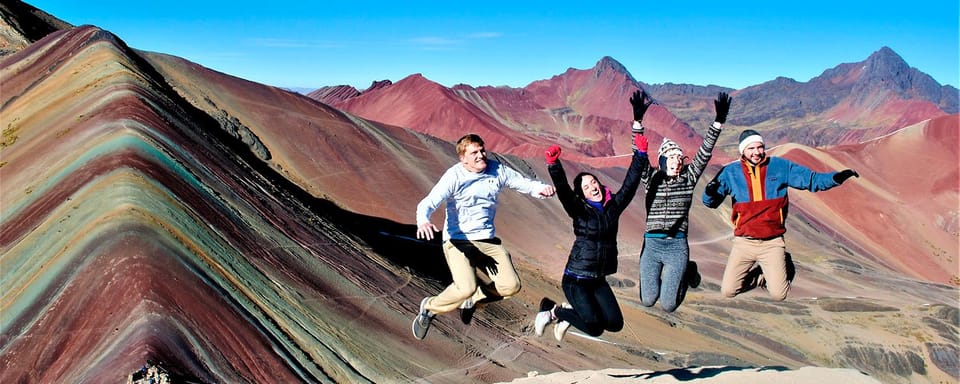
548;151;647;278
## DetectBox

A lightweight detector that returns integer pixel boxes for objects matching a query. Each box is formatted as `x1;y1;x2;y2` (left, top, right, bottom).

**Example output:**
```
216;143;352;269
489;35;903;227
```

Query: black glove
833;169;859;184
714;92;732;124
705;178;721;196
630;89;654;122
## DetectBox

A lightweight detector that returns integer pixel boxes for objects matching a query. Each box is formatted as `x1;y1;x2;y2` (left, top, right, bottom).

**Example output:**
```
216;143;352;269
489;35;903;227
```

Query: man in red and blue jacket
702;129;859;300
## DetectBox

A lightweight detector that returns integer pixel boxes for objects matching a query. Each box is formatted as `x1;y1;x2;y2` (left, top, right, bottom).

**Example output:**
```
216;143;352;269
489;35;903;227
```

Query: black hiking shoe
685;261;701;289
539;297;556;312
785;252;796;283
459;298;476;325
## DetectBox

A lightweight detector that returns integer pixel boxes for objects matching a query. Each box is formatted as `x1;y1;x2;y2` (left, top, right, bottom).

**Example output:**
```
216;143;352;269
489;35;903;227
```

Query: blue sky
26;1;960;90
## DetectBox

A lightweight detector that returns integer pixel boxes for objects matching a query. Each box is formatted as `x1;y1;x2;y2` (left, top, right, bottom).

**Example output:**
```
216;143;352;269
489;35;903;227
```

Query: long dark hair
572;172;604;202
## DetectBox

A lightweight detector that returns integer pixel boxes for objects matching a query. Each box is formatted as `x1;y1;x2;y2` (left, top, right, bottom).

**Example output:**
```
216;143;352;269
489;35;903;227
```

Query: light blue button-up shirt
417;159;549;241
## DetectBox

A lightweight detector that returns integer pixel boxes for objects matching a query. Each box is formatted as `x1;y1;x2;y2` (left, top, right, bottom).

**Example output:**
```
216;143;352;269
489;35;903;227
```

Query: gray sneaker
412;297;434;340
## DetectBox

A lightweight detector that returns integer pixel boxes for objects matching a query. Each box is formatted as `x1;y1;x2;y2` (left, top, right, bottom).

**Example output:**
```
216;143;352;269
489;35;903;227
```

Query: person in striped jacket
637;92;732;312
702;129;859;301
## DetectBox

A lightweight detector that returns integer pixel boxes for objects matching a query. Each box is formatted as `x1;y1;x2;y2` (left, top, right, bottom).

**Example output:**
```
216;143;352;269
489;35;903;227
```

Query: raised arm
497;159;555;198
610;131;651;212
545;145;584;218
629;89;658;186
786;161;858;192
688;92;732;181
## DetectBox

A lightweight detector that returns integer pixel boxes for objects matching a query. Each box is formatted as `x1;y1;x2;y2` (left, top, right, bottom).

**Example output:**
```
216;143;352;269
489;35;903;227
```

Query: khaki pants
425;239;521;314
720;236;790;301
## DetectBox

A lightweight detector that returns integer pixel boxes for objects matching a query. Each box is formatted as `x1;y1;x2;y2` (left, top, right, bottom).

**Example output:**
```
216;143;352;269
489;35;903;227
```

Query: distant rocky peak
594;56;636;82
365;79;393;92
596;56;628;73
451;83;476;91
307;85;360;105
866;46;905;67
861;46;910;83
855;46;946;103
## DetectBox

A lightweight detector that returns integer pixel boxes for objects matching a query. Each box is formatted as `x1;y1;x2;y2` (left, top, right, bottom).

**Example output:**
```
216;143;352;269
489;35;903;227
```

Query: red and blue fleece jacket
702;156;841;239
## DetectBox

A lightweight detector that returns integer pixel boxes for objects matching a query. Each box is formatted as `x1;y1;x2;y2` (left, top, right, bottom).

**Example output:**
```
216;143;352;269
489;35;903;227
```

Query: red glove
634;134;648;154
545;145;561;164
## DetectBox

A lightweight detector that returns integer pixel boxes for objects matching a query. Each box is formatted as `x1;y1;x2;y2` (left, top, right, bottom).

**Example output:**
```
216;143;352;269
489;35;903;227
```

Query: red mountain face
768;114;959;283
306;84;360;104
335;74;531;154
319;57;719;169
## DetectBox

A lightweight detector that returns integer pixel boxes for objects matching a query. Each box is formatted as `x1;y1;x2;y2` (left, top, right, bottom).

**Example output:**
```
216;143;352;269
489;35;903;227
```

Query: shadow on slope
116;26;454;287
611;365;789;380
309;199;451;284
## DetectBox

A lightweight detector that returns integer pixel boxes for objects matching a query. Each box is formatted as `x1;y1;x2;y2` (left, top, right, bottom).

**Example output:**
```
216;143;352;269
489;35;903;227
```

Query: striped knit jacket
640;125;721;235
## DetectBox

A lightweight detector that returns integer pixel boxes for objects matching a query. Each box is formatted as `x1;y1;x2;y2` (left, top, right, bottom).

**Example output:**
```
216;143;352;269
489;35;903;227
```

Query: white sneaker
554;320;571;342
534;310;553;336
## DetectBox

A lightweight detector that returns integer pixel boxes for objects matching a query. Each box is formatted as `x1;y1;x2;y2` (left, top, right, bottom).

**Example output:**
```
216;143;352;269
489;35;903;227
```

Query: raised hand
630;89;654;122
545;144;562;165
714;92;732;124
833;169;859;184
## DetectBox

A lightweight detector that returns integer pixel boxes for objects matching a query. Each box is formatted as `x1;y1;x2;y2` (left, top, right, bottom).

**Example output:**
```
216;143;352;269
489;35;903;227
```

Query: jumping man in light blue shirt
412;133;555;340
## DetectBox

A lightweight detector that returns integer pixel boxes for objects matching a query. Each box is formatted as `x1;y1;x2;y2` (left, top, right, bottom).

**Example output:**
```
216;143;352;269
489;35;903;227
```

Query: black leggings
556;274;624;337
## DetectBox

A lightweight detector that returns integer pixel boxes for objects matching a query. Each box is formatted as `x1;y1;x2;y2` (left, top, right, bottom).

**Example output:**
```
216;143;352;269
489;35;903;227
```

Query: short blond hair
456;134;485;156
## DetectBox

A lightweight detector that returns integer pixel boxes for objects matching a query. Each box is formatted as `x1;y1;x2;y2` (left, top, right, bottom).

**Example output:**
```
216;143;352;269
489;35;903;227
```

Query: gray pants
639;237;689;312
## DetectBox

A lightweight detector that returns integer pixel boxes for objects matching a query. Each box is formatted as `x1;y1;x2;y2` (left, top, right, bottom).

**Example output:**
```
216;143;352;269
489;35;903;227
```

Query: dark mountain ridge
0;0;70;56
714;46;955;148
734;47;957;123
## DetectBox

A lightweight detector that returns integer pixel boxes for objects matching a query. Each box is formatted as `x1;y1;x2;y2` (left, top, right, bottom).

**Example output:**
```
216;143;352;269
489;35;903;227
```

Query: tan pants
425;239;521;314
720;236;790;301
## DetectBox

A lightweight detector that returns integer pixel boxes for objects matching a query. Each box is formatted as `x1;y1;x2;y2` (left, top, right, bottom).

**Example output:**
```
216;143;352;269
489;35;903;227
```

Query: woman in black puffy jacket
533;90;652;342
